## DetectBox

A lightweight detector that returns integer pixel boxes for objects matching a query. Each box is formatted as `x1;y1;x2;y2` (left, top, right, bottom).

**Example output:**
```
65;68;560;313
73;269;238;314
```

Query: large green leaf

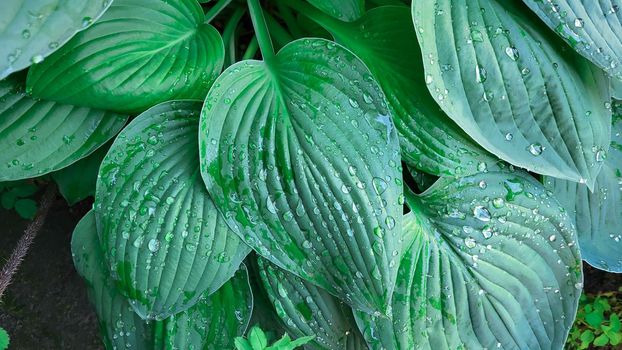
26;0;224;114
356;171;582;349
52;141;110;205
544;100;622;272
0;74;126;181
72;211;253;349
413;0;611;187
95;100;250;320
0;0;111;79
286;2;497;177
199;38;403;314
257;257;367;350
522;0;622;80
307;0;364;22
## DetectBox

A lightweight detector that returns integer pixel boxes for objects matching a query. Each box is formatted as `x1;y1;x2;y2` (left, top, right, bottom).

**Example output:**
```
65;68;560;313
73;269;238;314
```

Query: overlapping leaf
0;0;111;79
257;257;367;350
307;0;364;22
72;211;253;349
523;0;622;80
26;0;224;114
199;38;403;314
95;100;250;320
544;100;622;272
291;3;497;177
413;0;611;186
0;74;126;181
356;171;582;349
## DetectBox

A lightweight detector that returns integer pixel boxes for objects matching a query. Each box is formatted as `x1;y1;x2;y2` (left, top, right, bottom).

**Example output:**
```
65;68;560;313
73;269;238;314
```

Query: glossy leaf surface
296;3;497;177
544;100;622;272
523;0;622;80
413;0;611;186
199;38;403;314
0;74;126;181
356;171;582;349
72;211;253;349
95;100;250;319
307;0;364;22
0;0;111;79
258;257;367;350
27;0;224;114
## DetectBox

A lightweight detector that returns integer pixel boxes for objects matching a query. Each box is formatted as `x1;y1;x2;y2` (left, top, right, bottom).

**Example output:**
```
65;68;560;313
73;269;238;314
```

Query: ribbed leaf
522;0;622;80
199;38;403;314
356;171;582;349
307;0;364;22
52;141;109;205
26;0;224;114
0;0;110;79
295;3;497;177
544;100;622;272
71;211;253;349
95;100;250;320
0;74;126;181
413;0;611;186
257;257;367;350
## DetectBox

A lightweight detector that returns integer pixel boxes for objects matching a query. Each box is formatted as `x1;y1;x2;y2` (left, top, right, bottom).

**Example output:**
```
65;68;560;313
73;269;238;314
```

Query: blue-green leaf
95;100;250;320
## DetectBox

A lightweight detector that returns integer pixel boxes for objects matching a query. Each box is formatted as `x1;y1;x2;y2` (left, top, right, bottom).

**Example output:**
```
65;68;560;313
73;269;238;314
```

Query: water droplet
31;54;44;64
549;235;556;242
363;93;373;104
505;46;520;61
425;74;433;85
348;98;359;108
82;16;93;27
21;29;30;39
473;205;491;222
505;133;514;141
464;237;476;248
574;18;584;28
482;226;493;239
372;177;388;195
385;216;396;229
148;239;160;252
527;143;544;156
492;197;505;208
470;29;484;42
475;65;487;83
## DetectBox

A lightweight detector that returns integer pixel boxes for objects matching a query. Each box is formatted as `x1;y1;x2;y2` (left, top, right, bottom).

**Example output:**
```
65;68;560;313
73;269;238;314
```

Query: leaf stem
221;7;246;67
403;186;423;214
0;183;56;301
276;0;344;35
247;0;275;62
204;0;234;23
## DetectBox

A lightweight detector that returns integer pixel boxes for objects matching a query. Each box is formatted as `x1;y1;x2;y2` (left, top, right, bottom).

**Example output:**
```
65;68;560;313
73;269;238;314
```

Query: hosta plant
0;0;620;349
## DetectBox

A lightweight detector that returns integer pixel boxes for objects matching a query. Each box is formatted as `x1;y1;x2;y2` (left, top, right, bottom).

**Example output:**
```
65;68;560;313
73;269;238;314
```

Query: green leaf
522;0;622;80
249;326;268;350
0;75;127;181
257;257;366;350
586;310;605;328
580;330;595;344
0;327;8;350
27;0;224;114
9;183;38;197
95;100;250;320
199;38;403;314
307;0;364;22
543;100;622;272
0;0;111;79
413;0;611;187
14;198;37;219
594;333;610;346
52;142;110;205
294;3;497;177
235;338;255;350
355;170;582;349
1;192;16;209
71;211;254;349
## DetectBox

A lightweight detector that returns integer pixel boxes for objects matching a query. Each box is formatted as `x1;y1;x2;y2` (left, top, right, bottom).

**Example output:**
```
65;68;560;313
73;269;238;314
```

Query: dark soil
0;193;621;349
